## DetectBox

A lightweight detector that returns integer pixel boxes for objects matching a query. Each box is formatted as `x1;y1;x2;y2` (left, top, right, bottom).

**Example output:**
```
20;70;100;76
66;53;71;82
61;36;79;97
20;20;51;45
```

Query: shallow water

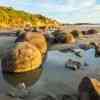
0;37;100;100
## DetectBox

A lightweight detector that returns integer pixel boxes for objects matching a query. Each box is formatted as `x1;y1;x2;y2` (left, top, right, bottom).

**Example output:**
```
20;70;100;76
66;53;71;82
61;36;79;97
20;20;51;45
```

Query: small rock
65;59;81;70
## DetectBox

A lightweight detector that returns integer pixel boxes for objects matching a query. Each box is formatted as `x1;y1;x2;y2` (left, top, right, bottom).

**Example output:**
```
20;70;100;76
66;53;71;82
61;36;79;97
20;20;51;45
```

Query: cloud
0;0;99;23
38;0;96;12
32;0;97;23
47;0;100;23
11;0;95;13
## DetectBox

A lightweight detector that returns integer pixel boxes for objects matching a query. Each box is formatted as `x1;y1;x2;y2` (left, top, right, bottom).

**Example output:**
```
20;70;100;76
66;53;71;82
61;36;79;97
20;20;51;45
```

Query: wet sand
0;50;100;100
0;36;100;100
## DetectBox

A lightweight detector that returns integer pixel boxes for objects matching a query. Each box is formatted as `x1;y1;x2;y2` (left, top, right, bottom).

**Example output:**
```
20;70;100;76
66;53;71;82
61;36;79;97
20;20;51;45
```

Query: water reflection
0;49;100;99
2;67;42;88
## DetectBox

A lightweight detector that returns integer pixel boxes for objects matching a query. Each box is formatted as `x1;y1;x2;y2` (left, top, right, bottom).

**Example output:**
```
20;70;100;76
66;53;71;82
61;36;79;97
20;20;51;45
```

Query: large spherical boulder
64;33;76;44
51;30;67;43
1;42;42;73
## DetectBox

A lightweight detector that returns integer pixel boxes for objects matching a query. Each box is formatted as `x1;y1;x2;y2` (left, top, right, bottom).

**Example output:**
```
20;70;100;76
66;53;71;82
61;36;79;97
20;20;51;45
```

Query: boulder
79;77;100;100
79;44;89;50
1;42;42;73
65;59;81;70
64;34;76;44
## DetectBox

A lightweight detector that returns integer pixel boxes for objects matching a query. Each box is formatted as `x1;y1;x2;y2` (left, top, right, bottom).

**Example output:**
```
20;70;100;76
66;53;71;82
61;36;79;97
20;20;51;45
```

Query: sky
0;0;100;23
